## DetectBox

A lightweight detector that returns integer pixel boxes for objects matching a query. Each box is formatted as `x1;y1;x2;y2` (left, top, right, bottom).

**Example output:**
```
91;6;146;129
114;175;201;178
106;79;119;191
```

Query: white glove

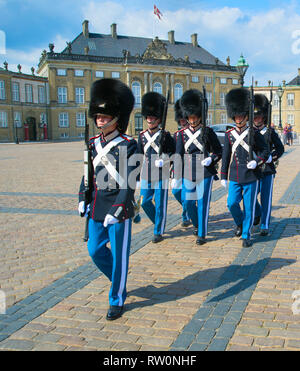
171;179;181;189
247;160;257;169
266;155;273;163
155;159;164;168
201;157;212;167
103;214;119;228
221;179;228;189
78;201;90;217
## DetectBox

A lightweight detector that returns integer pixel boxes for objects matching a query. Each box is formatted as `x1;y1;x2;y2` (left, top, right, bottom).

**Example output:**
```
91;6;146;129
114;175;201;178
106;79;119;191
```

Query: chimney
191;33;198;47
111;23;117;39
82;20;89;38
168;30;175;45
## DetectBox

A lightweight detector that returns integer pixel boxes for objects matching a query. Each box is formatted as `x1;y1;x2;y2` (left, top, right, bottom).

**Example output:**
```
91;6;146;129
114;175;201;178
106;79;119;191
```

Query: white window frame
207;92;212;107
287;93;294;107
207;112;212;126
14;112;22;128
75;87;85;104
95;71;104;78
273;94;279;108
204;76;212;84
220;92;225;107
38;85;46;104
232;78;239;85
12;82;20;102
220;112;227;124
220;78;227;84
40;113;47;125
153;82;163;94
57;69;67;76
132;81;141;107
0;111;8;127
111;71;120;79
0;80;5;100
272;114;279;126
134;113;143;134
191;75;199;83
59;112;69;127
58;87;67;104
174;83;183;102
74;69;84;77
25;84;33;103
76;112;85;127
287;114;295;125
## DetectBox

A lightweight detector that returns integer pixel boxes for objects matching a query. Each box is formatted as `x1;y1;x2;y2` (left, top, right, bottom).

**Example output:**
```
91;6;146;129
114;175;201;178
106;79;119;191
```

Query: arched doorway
26;117;37;141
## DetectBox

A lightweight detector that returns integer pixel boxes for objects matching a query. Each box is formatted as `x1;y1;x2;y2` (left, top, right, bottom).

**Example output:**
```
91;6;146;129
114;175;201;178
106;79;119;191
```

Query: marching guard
221;88;270;247
175;89;222;245
171;99;191;227
78;79;137;320
137;92;175;243
253;94;284;236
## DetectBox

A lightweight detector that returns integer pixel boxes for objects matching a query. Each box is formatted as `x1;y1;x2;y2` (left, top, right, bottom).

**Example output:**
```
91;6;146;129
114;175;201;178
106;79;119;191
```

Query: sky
1;0;300;86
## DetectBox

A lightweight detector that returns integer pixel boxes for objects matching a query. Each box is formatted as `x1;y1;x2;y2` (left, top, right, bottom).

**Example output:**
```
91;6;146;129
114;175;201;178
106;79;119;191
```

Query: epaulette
120;134;133;142
89;134;101;141
140;129;147;135
226;127;235;133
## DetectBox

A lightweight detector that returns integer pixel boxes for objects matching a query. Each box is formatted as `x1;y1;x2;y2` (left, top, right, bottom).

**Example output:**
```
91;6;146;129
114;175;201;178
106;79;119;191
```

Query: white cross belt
184;128;204;152
144;131;160;154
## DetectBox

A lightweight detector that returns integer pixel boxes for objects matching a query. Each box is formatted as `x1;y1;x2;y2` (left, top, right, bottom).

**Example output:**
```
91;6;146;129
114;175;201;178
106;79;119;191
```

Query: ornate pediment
142;37;174;61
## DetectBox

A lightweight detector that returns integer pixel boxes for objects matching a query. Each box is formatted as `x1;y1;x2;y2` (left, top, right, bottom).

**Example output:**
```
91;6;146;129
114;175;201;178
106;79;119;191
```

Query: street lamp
236;54;249;87
276;85;284;129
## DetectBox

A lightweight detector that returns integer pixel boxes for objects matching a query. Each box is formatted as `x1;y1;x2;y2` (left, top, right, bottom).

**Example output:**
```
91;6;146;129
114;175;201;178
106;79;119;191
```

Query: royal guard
136;91;175;243
174;89;222;245
253;94;284;236
221;88;270;247
78;79;138;320
171;99;191;227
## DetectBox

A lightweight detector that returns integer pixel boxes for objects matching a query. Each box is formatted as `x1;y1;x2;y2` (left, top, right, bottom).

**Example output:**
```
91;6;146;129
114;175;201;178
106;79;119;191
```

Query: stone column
144;72;148;94
165;73;169;97
186;75;190;90
149;73;153;91
170;74;175;103
126;71;131;86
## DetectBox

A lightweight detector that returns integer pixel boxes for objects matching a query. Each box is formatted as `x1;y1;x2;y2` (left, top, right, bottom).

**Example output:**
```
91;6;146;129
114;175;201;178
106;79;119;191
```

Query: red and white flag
154;5;163;20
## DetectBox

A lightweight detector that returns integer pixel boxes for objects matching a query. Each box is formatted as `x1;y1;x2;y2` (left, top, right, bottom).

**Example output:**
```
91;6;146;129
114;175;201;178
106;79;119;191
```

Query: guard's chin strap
97;116;119;134
188;119;201;129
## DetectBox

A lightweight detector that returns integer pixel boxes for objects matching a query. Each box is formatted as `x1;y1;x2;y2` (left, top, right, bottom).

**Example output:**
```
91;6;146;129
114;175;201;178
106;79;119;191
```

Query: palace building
1;20;241;142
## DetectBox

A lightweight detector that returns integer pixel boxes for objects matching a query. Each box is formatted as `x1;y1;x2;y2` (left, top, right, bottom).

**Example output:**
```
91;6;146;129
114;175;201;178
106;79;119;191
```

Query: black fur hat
174;99;184;122
254;94;269;122
141;92;166;119
88;78;135;133
225;88;250;120
180;89;203;118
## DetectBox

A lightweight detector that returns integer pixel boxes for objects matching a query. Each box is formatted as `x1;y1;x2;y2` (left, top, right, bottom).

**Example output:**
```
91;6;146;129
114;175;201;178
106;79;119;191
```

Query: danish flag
154;5;163;20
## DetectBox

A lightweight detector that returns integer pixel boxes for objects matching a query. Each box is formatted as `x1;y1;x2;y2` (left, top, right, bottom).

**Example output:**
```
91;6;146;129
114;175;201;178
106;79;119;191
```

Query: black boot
106;305;124;321
242;239;252;248
253;216;260;226
196;237;206;245
181;220;192;228
260;229;269;236
235;225;242;237
152;234;163;243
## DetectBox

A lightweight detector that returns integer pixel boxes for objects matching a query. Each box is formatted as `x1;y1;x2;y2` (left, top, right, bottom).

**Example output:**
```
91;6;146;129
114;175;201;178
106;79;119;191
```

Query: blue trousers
227;180;259;240
140;179;168;236
172;187;189;222
183;176;214;238
255;174;274;230
87;218;132;306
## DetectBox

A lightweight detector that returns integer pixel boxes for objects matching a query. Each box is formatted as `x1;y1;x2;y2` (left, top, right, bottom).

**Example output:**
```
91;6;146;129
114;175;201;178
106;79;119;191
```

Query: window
75;87;85;104
60;132;69;138
153;82;162;94
14;112;22;127
273;94;279;108
0;80;5;100
191;75;199;83
273;114;279;126
112;72;120;79
0;111;8;127
25;84;33;103
220;113;227;124
204;76;212;84
58;87;67;103
132;81;141;107
59;112;69;127
78;132;85;138
174;83;183;102
40;113;47;125
287;114;295;125
220;92;225;107
287;93;294;107
232;79;239;85
207;92;212;107
76;112;85;127
75;69;84;77
207;112;212;126
220;78;227;84
95;71;104;78
38;86;46;104
57;69;66;76
134;113;143;134
12;82;20;102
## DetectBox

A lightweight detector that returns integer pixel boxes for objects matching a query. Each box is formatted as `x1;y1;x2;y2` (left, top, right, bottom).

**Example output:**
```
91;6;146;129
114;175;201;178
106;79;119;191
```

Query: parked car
211;123;235;146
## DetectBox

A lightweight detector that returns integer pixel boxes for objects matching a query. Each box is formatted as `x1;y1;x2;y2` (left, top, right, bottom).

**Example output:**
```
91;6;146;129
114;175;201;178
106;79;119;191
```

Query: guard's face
188;115;201;127
95;113;117;134
234;115;248;127
146;116;161;130
254;114;264;127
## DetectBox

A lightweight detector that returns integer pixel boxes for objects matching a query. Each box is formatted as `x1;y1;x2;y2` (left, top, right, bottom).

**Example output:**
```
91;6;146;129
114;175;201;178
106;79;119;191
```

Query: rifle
201;85;208;156
265;86;273;153
248;79;255;161
82;111;93;241
158;90;170;157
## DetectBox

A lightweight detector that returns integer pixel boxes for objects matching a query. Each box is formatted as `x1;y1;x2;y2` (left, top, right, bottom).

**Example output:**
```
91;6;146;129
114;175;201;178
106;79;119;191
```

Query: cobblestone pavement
0;141;299;351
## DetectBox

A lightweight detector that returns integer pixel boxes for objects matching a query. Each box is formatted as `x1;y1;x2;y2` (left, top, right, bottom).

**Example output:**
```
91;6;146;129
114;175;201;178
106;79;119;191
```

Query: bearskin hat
141;92;166;119
225;88;250;120
88;78;135;133
254;94;269;122
180;89;203;119
174;99;184;123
